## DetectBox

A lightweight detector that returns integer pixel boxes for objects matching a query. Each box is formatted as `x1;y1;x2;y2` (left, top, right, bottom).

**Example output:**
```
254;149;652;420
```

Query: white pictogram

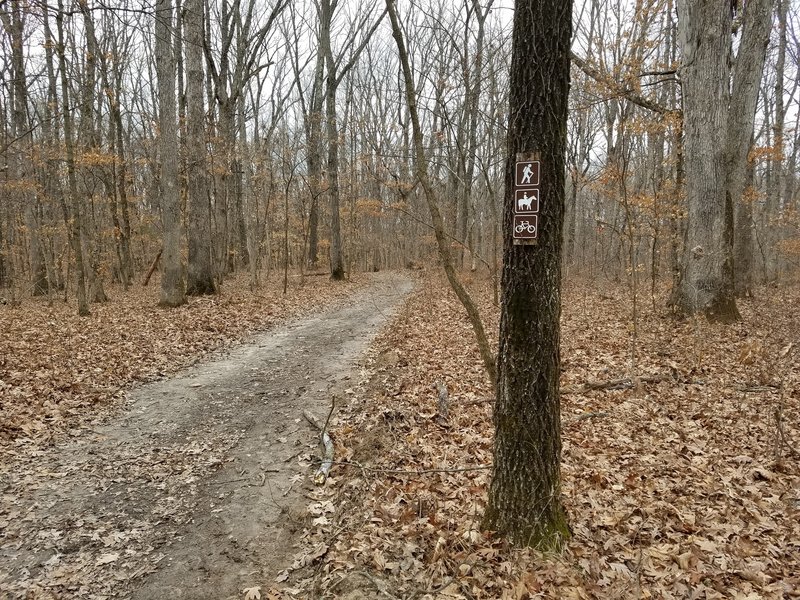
517;191;536;211
514;220;537;234
521;163;534;184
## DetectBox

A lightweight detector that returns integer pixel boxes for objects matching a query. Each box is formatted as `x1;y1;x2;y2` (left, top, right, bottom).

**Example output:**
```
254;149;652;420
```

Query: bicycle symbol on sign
514;220;537;234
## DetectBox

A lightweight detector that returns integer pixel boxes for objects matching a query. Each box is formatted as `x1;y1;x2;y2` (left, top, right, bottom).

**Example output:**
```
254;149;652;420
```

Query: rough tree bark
185;0;216;295
672;1;740;322
482;0;572;549
306;50;326;268
319;0;346;280
764;0;788;280
156;0;186;307
727;0;772;297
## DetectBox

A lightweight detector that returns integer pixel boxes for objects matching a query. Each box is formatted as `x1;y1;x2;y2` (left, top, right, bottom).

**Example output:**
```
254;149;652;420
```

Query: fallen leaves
2;269;798;598
95;553;120;566
0;271;370;599
0;272;367;447
243;585;262;599
282;273;799;599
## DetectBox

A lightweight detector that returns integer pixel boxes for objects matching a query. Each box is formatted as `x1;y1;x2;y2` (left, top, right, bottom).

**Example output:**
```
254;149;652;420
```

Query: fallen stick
735;384;780;393
303;399;335;485
141;248;162;287
312;459;491;476
562;372;675;394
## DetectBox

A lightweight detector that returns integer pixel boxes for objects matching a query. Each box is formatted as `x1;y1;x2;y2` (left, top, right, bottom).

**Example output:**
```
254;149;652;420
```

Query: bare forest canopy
0;0;799;310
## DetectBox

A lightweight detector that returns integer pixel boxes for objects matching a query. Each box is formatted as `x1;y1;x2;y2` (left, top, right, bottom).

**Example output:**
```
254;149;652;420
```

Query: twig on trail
284;450;304;463
265;479;287;512
303;397;336;485
282;479;297;497
369;294;391;321
208;477;248;486
735;384;780;392
322;396;336;441
209;469;281;487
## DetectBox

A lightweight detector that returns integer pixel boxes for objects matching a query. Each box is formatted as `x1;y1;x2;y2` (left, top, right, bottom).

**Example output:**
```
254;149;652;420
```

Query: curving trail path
0;273;413;600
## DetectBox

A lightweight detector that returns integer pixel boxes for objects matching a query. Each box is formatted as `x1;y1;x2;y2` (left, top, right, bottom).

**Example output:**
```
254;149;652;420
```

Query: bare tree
185;0;216;295
55;0;90;316
156;0;186;307
316;0;387;280
386;0;496;384
1;1;48;296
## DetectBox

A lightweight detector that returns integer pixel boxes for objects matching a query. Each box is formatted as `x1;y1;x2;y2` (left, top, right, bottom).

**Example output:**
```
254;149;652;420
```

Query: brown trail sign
515;159;540;187
513;154;541;243
513;215;538;239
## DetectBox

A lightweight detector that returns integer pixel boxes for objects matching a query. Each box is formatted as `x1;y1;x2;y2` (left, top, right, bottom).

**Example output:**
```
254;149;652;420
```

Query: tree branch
571;51;674;116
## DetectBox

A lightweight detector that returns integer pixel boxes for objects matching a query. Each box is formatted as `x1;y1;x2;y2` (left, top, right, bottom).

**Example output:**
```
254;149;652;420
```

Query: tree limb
571;51;675;116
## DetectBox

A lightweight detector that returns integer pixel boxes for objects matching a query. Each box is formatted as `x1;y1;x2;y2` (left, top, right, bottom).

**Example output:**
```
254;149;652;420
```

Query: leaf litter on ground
0;271;369;598
0;272;368;448
2;269;798;599
278;272;799;599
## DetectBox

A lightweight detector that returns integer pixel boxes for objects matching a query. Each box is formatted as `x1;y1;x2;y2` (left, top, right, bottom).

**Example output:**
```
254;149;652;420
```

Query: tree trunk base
482;501;570;552
186;278;217;296
669;286;742;323
158;297;186;308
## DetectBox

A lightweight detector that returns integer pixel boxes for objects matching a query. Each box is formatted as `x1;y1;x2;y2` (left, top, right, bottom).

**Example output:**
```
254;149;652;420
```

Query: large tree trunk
765;0;788;280
481;0;571;549
672;1;739;322
734;161;755;297
56;0;90;316
156;0;186;307
727;0;771;297
325;78;345;281
306;51;326;268
320;0;345;281
185;0;216;295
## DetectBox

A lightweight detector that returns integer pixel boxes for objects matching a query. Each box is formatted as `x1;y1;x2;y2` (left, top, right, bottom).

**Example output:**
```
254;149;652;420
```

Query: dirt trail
0;273;413;600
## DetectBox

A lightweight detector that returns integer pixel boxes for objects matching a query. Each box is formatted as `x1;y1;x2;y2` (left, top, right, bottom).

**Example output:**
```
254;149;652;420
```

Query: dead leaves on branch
286;274;799;599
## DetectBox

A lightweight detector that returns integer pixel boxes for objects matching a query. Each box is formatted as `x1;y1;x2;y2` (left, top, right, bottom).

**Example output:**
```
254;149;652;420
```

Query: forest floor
279;272;800;600
1;269;799;600
0;271;413;599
